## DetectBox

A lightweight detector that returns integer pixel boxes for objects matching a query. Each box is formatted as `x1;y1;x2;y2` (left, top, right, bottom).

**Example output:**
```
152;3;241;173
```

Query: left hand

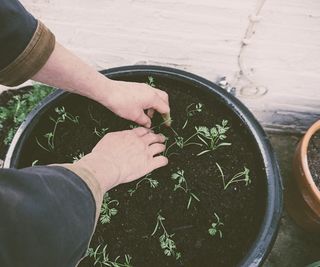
97;79;170;128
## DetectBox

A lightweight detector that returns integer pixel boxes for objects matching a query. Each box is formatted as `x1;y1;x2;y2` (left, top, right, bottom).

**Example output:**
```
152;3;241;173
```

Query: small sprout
196;120;231;156
164;129;202;157
54;106;79;124
31;160;39;166
182;103;203;129
100;193;119;224
88;105;101;125
147;76;156;87
151;211;181;260
36;106;79;152
161;113;172;127
216;162;251;190
0;84;53;145
146;76;172;127
171;169;200;209
208;212;224;238
150;117;173;131
94;127;108;138
128;174;159;196
72;152;85;163
129;124;139;129
175;136;184;148
87;244;132;267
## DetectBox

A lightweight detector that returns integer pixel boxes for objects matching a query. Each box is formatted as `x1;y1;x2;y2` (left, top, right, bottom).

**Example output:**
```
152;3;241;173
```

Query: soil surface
307;131;320;191
11;74;266;267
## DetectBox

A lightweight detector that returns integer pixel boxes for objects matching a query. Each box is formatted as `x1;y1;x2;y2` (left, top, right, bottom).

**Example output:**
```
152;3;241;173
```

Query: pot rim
300;120;320;201
4;65;283;267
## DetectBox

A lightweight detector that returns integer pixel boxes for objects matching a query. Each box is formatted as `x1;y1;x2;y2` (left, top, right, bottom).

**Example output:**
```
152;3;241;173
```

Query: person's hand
73;127;167;192
31;42;171;127
98;79;170;128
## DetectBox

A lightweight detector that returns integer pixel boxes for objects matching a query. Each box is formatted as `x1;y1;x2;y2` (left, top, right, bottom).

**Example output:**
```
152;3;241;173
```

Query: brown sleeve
0;20;55;87
51;163;104;223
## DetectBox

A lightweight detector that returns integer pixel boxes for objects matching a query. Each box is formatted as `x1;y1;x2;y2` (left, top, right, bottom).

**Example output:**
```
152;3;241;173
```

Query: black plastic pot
4;65;283;267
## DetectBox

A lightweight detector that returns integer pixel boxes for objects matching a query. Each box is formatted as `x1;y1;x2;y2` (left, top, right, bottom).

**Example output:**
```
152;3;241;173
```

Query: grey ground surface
263;132;320;267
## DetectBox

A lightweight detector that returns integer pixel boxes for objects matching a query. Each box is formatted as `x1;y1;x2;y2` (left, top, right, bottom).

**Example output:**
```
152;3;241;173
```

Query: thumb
135;110;152;128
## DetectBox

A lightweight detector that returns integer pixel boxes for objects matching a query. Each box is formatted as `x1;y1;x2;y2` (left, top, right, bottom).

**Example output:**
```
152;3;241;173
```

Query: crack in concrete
232;0;268;98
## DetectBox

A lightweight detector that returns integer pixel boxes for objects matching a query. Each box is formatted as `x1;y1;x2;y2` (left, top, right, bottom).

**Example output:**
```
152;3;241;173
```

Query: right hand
74;127;168;191
98;79;171;128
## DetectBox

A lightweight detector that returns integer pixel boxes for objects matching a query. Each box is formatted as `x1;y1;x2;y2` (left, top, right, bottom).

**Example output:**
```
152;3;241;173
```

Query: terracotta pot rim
301;120;320;201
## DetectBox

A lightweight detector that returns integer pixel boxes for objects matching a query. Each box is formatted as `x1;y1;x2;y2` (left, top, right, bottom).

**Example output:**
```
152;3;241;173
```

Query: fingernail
159;133;167;140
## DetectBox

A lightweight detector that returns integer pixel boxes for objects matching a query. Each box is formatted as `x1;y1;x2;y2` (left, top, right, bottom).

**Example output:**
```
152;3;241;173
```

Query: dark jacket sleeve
0;0;55;86
0;166;96;267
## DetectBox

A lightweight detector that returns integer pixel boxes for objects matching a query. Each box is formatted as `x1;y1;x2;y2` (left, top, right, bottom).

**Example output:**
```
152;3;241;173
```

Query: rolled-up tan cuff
0;20;55;87
53;163;104;223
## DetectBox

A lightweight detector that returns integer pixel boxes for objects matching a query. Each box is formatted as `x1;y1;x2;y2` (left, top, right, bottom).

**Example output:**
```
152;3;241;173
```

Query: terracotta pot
287;120;320;232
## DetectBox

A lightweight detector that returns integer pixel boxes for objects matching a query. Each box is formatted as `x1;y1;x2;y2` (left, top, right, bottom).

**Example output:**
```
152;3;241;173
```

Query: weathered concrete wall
4;0;320;133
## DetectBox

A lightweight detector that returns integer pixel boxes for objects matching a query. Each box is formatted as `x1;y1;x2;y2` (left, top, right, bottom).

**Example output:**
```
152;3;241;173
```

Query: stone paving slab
264;132;320;267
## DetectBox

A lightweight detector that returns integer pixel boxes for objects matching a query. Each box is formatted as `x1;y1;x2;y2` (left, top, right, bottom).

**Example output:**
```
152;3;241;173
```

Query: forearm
32;42;113;105
0;0;55;87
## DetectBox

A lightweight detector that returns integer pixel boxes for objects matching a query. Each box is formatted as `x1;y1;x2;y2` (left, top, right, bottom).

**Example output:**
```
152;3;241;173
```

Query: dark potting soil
16;75;266;267
307;131;320;191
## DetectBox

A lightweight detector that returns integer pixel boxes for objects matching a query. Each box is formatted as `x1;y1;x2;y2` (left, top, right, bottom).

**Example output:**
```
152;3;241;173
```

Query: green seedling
147;76;156;87
216;162;251;190
208;212;224;238
151;211;181;260
182;103;203;129
0;84;53;145
129;124;139;129
88;105;101;125
171;169;200;209
72;152;85;163
100;193;119;224
196;120;231;156
94;127;108;138
164;128;202;157
128;173;159;196
150;117;173;132
87;244;132;267
36;106;79;152
31;160;39;166
146;76;172;127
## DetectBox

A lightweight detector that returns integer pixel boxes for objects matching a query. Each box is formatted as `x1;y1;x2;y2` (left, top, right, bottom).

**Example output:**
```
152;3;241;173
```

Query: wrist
88;75;116;109
74;153;120;192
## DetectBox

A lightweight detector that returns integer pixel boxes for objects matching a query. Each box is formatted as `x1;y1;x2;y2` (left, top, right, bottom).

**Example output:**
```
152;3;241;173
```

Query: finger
132;127;150;136
149;143;166;156
151;93;170;115
155;89;169;106
147;108;155;119
135;111;152;128
143;133;166;145
151;155;169;170
161;113;172;127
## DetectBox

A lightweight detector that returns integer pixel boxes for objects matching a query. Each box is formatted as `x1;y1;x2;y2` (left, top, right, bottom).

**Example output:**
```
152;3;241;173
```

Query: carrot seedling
151;211;181;260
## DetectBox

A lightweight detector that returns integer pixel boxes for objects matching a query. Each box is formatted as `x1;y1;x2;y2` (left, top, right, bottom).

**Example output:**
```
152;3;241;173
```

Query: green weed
216;162;251;190
128;173;159;196
182;103;203;129
100;193;119;225
36;106;79;152
208;212;224;238
151;211;181;260
0;84;54;145
87;244;132;267
196;120;231;156
171;169;200;209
